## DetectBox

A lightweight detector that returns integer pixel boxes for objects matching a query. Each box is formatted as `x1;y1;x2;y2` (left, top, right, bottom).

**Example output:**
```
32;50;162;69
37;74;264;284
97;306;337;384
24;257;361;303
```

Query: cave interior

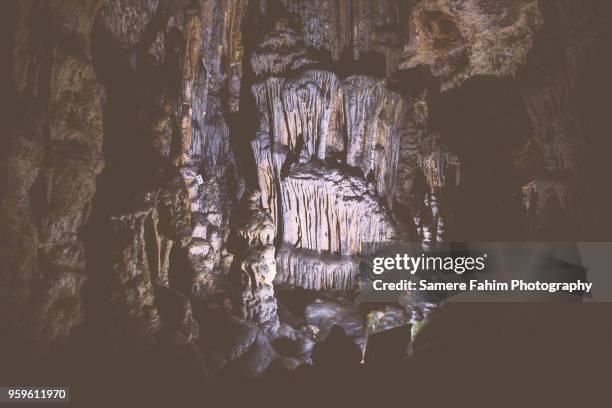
1;0;612;405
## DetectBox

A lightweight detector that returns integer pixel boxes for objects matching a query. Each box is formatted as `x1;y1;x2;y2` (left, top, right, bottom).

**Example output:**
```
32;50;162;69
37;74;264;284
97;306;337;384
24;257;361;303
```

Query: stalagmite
233;192;280;333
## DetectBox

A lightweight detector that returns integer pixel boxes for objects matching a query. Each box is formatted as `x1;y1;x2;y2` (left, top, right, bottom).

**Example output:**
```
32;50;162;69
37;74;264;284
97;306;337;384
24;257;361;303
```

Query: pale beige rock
280;162;396;256
251;70;406;232
275;245;359;291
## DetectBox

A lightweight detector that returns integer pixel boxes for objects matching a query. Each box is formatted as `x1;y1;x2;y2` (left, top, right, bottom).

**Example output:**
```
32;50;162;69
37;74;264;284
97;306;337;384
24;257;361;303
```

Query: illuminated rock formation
250;69;404;289
280;162;396;255
275;246;359;291
252;71;406;226
2;0;612;390
251;70;343;231
233;192;280;332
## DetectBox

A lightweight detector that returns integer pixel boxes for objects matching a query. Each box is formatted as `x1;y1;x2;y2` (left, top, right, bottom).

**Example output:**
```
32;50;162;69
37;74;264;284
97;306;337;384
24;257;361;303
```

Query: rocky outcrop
400;0;542;90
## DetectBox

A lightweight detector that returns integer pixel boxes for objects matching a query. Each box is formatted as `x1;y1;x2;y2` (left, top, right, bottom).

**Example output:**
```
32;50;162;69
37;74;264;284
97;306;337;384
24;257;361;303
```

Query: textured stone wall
250;69;404;289
280;162;396;256
2;0;611;366
401;0;542;90
233;191;279;332
1;0;106;351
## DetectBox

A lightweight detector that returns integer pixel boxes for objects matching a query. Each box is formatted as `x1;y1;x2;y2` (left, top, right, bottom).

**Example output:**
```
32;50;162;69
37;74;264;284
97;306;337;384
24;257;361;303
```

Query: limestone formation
233;192;280;333
98;0;158;49
281;0;405;75
304;297;364;339
156;286;200;344
281;162;396;256
251;70;343;230
185;172;227;297
275;245;359;291
109;207;162;340
105;168;192;344
401;0;542;90
199;0;249;112
252;71;407;227
187;0;243;297
415;133;460;247
250;68;404;289
250;17;314;77
2;0;612;394
1;0;105;350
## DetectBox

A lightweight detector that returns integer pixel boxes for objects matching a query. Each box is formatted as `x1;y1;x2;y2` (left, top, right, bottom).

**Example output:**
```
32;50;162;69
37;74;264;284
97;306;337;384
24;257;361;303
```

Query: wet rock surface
304;296;364;339
365;306;409;337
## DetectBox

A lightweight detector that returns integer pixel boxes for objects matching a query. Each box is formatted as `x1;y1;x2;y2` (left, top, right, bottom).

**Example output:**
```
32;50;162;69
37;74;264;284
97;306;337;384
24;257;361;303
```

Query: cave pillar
233;191;280;333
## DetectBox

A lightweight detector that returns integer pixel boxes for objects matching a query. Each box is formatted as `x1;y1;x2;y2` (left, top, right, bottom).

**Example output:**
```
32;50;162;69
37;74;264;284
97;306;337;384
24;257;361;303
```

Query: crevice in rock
429;76;531;240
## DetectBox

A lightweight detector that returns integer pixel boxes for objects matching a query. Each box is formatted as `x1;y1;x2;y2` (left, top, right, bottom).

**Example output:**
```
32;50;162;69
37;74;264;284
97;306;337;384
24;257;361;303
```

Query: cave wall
1;0;106;352
1;0;611;366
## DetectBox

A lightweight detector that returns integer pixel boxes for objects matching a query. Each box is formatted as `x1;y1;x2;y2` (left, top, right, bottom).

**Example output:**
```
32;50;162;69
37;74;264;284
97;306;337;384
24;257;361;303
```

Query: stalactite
275;245;359;291
280;162;396;256
281;0;404;76
251;70;406;231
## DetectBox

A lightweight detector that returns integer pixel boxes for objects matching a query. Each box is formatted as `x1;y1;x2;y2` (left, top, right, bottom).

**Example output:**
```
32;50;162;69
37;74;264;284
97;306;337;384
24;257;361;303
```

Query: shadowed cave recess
1;0;612;406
